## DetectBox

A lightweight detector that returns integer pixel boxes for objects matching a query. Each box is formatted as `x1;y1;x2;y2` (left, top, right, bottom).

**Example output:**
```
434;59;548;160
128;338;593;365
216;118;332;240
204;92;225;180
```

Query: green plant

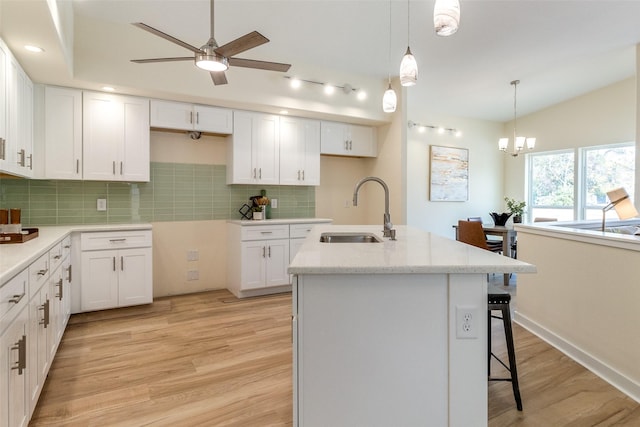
504;197;526;216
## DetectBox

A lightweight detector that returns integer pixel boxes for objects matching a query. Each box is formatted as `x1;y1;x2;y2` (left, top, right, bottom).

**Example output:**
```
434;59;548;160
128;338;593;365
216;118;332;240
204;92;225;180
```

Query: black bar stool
488;285;523;411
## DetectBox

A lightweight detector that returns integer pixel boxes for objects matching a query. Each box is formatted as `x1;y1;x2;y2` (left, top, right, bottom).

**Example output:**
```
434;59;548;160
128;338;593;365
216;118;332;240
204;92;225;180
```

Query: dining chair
459;219;502;253
456;220;523;411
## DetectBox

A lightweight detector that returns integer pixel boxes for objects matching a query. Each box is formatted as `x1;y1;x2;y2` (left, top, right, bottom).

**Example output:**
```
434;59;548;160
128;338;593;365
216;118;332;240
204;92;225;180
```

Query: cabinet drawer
241;224;289;241
0;269;28;332
49;241;64;272
28;252;50;298
81;230;152;251
290;223;318;239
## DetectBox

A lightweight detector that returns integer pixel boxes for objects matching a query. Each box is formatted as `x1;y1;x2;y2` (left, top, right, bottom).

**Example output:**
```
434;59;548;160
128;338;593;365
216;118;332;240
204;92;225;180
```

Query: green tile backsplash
0;162;316;226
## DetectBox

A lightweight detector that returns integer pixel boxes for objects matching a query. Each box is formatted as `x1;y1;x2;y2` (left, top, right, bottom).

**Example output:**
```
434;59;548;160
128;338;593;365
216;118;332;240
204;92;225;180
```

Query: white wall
405;89;506;238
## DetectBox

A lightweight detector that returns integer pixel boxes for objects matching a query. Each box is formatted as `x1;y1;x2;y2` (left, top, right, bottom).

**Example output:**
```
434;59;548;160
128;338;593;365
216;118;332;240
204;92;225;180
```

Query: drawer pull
113;257;116;271
53;254;62;260
262;246;266;258
268;246;271;257
37;268;49;276
67;264;73;282
121;256;124;271
56;278;64;300
260;231;273;234
109;238;127;243
9;293;25;304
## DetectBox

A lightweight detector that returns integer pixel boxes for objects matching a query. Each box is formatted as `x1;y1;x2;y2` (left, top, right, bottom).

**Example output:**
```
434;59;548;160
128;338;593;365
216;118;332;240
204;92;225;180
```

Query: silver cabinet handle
66;264;72;282
196;112;199;124
11;335;26;375
37;268;49;276
17;149;25;166
120;161;123;175
39;299;50;328
253;168;257;179
28;154;33;170
121;256;124;271
76;159;80;174
297;170;300;180
109;238;127;243
0;138;4;160
260;231;273;234
302;170;305;181
259;168;262;179
112;161;116;175
268;246;271;257
113;256;116;271
56;278;63;300
190;111;193;124
9;293;25;304
262;246;266;258
53;253;62;260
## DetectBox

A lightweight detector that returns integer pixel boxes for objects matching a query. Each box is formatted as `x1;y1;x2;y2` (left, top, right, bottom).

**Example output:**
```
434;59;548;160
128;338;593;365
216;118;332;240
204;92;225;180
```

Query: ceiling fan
130;0;291;85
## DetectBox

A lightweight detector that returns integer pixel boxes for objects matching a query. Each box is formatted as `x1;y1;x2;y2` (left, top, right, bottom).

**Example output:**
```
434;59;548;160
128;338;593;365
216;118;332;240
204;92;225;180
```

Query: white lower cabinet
80;230;152;311
0;269;29;427
227;220;331;298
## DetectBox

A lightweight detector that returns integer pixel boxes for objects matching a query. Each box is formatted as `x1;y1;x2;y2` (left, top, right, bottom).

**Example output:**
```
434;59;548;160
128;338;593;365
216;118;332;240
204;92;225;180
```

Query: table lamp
602;187;638;231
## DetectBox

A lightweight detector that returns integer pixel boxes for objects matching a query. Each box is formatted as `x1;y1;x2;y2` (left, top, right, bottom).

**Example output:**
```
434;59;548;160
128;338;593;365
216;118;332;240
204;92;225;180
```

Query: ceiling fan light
399;47;418;87
434;0;460;36
195;54;229;72
382;84;397;113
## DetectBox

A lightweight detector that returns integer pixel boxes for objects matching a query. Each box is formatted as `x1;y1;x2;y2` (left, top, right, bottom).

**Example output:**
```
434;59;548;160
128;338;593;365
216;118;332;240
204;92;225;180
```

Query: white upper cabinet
40;86;83;180
150;99;232;134
83;91;150;182
0;38;34;177
227;111;279;185
320;121;377;158
279;116;320;186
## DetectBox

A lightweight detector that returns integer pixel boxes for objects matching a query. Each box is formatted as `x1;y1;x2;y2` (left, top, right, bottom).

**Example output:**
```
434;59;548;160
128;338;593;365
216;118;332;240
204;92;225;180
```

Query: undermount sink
319;232;383;243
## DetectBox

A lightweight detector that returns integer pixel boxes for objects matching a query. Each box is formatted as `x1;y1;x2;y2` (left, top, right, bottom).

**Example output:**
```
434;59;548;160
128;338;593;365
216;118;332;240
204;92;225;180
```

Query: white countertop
289;224;537;275
0;224;152;285
227;218;332;226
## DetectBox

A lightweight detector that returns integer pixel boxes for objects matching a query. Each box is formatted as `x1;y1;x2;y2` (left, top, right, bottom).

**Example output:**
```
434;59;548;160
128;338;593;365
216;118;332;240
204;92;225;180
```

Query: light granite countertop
288;224;537;275
0;224;152;285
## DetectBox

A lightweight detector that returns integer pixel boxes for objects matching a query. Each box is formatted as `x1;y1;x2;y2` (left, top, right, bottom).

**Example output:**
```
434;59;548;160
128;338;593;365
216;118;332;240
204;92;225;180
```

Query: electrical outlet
187;270;199;281
456;305;479;339
187;250;199;261
271;199;278;209
96;198;107;211
344;199;351;208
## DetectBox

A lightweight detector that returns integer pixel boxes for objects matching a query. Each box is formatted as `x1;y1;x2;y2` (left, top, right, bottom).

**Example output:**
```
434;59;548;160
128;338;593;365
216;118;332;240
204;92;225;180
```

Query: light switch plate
97;198;107;211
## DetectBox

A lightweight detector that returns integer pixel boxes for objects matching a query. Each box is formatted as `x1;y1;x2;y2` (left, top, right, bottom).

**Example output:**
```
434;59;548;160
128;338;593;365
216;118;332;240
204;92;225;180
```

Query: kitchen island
289;224;536;427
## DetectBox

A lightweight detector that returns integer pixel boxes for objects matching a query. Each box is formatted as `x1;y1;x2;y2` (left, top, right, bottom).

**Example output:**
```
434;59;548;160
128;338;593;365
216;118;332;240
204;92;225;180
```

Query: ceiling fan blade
131;57;194;63
215;31;269;58
132;22;203;54
229;57;291;73
211;71;228;85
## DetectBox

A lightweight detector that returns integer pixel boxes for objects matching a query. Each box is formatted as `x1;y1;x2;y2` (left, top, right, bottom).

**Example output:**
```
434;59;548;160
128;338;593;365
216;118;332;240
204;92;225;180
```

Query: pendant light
434;0;460;36
399;0;417;86
498;80;536;157
383;0;397;112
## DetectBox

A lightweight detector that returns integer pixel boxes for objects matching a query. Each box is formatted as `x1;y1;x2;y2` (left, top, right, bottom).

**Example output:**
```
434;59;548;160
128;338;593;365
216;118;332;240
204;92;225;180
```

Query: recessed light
324;84;335;95
24;45;44;53
290;78;302;89
356;90;367;101
102;86;115;92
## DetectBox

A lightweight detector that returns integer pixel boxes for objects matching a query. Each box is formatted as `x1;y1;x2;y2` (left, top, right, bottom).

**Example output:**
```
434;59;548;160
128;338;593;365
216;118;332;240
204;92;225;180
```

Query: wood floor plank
29;289;639;426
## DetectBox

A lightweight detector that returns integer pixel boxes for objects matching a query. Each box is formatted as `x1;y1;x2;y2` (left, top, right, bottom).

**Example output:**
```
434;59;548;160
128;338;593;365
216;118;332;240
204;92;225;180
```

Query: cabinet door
27;286;51;415
43;86;82;179
82;92;123;181
118;248;153;307
1;307;28;427
320;121;347;156
80;249;119;311
253;113;279;184
240;241;268;290
0;41;7;172
48;268;64;359
121;96;150;182
194;105;232;134
149;99;192;130
347;124;377;157
280;117;320;186
227;111;254;184
265;238;290;287
62;258;72;328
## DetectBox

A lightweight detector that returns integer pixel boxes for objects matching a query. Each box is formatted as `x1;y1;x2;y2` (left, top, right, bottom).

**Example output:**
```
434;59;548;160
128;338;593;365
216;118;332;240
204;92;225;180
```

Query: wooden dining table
453;224;517;286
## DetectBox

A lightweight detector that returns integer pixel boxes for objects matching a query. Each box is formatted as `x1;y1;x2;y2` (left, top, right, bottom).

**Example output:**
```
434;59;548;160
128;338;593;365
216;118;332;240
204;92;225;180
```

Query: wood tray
0;228;39;244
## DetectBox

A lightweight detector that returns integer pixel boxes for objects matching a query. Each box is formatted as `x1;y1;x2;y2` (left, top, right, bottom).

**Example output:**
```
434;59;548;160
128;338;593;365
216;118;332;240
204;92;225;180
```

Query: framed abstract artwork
429;145;469;201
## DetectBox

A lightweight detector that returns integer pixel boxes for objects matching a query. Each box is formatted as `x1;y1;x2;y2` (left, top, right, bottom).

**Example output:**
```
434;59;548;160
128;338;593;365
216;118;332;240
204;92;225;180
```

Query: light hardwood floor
30;289;640;426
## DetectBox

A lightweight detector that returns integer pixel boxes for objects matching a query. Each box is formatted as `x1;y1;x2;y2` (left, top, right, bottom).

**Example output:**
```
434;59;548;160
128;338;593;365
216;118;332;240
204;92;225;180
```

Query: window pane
584;145;635;208
530;151;575;213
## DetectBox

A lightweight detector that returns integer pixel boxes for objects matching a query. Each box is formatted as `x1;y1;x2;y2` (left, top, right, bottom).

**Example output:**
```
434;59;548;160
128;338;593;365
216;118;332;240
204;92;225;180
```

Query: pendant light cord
388;0;392;84
512;80;519;139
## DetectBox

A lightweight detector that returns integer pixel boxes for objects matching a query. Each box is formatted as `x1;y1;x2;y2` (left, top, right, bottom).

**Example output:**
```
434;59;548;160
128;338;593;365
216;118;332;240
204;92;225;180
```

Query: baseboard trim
514;311;640;403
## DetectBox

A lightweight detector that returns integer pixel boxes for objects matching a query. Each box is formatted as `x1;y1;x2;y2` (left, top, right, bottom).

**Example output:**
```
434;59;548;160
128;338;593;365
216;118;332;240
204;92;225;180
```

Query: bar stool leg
501;304;523;411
